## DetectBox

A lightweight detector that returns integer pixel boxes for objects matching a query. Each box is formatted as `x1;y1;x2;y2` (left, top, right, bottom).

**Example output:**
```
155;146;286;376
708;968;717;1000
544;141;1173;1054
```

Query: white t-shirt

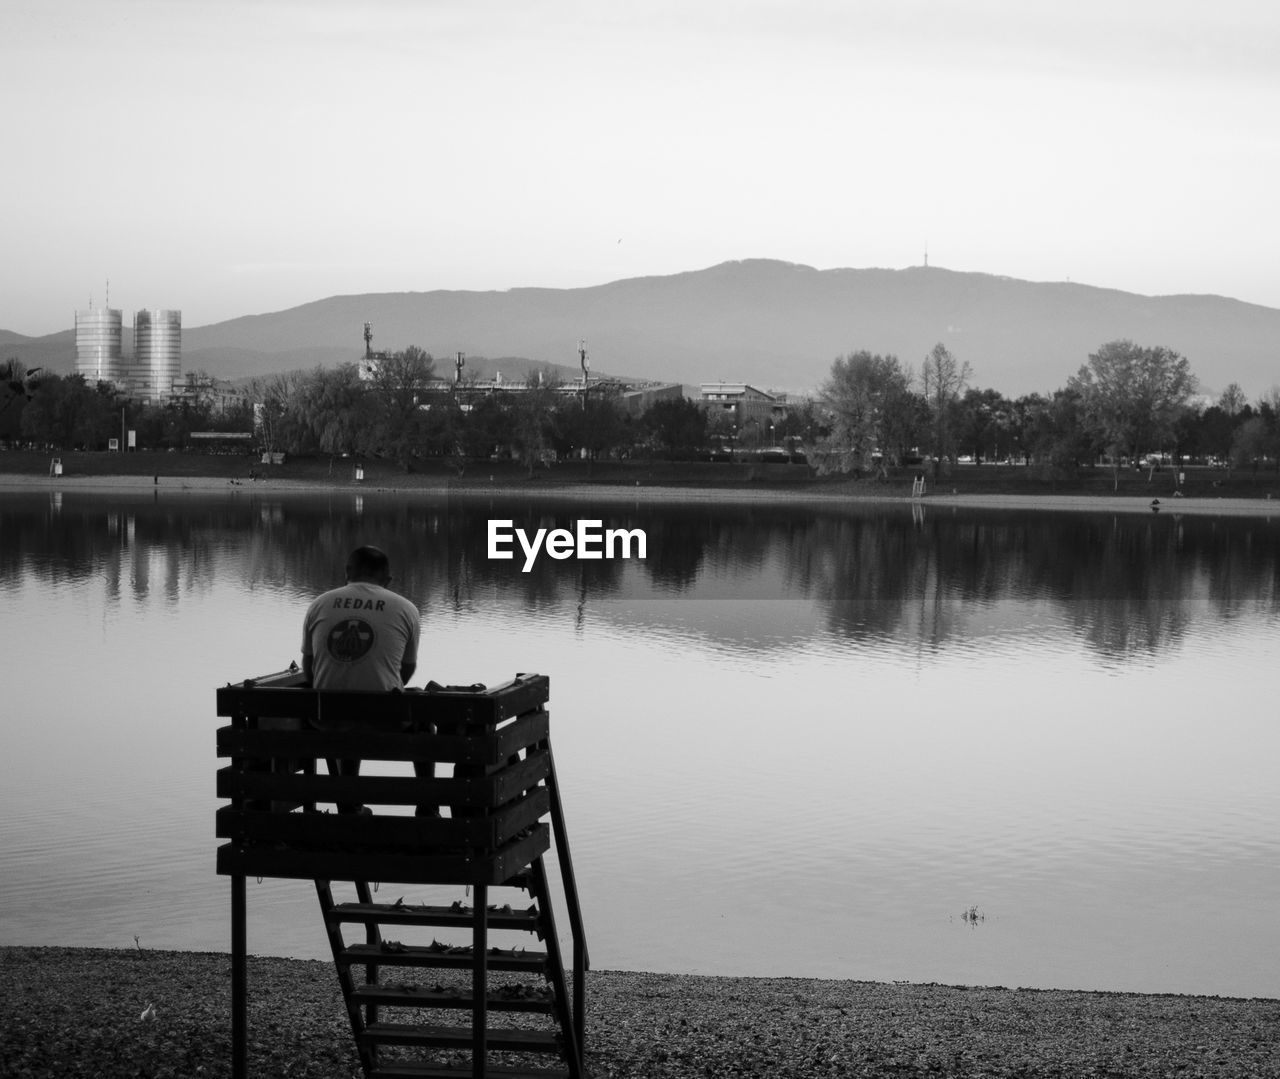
301;581;420;692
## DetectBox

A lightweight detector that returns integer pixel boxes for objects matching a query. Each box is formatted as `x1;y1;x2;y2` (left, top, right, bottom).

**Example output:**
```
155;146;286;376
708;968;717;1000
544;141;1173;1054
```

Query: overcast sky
5;0;1278;335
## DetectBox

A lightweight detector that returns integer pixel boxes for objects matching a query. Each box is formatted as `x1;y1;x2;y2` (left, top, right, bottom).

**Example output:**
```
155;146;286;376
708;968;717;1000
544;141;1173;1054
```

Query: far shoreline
4;468;1279;519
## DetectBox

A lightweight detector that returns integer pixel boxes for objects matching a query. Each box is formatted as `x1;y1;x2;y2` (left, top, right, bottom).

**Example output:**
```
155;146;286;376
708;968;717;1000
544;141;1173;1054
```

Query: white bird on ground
140;1002;156;1021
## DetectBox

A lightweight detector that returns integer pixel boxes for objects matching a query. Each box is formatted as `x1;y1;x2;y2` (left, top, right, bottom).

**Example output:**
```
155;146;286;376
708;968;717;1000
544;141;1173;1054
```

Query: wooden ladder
216;671;589;1079
317;859;581;1079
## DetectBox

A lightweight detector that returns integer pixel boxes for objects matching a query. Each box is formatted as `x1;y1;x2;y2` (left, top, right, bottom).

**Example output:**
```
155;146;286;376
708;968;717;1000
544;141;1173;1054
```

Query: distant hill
0;329;76;375
6;260;1279;397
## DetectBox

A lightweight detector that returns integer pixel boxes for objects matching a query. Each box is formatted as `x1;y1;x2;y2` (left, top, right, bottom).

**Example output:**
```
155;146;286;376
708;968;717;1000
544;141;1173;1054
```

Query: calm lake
2;487;1278;999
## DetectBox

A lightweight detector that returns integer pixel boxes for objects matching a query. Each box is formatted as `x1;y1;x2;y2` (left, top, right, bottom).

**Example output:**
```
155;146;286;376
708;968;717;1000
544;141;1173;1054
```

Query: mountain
6;260;1279;397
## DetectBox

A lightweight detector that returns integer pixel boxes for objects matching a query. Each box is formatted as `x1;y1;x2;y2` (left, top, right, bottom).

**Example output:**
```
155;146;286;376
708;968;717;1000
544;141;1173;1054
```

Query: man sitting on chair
301;545;428;813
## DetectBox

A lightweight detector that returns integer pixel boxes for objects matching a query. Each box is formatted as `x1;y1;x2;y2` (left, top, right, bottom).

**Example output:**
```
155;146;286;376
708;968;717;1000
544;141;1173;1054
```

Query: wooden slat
488;751;551;804
341;942;549;974
215;787;549;847
328;901;540;933
361;1022;560;1053
369;1062;568;1079
215;711;550;765
215;825;549;885
217;673;549;727
350;982;556;1014
215;753;549;808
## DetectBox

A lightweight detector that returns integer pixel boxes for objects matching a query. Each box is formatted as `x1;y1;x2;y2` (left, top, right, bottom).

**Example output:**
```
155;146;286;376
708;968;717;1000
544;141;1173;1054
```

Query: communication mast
360;322;388;381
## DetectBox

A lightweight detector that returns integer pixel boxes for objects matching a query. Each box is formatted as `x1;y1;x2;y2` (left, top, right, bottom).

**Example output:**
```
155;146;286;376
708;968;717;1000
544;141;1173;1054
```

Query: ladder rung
351;984;556;1013
362;1021;560;1053
341;941;548;973
369;1064;568;1079
329;901;541;933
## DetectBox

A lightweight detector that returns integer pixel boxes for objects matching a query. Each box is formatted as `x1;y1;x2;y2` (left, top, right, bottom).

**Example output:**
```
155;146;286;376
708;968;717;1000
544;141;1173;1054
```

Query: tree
1194;404;1237;467
248;372;306;454
921;343;971;475
18;372;117;449
815;350;913;474
1258;387;1280;474
957;387;1013;463
1170;404;1203;473
641;397;708;458
420;392;470;474
1219;382;1247;417
365;346;436;467
877;385;927;467
0;358;41;441
1009;393;1050;465
705;406;738;458
1016;387;1094;478
457;394;508;462
554;391;629;468
299;364;371;456
508;371;560;477
1231;416;1269;477
1068;339;1197;490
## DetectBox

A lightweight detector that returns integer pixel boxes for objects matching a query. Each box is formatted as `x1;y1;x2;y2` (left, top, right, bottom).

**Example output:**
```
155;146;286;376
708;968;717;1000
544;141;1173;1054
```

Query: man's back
302;580;420;692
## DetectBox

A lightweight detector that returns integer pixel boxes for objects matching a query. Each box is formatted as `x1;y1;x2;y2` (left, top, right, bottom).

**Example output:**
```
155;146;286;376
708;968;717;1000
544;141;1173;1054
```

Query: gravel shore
3;946;1277;1078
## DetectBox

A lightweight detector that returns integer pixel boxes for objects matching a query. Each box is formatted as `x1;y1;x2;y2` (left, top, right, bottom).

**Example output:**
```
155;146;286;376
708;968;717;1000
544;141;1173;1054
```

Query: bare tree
1219;382;1247;417
921;342;971;475
246;372;306;454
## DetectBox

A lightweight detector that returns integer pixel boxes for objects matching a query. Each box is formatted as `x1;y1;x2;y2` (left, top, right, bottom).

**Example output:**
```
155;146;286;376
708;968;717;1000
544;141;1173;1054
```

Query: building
699;381;784;441
74;307;123;383
73;305;183;403
171;371;245;414
619;382;683;417
123;309;182;404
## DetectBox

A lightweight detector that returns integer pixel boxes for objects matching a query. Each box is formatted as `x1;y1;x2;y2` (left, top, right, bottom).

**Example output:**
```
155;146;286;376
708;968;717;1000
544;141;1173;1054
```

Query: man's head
346;545;392;586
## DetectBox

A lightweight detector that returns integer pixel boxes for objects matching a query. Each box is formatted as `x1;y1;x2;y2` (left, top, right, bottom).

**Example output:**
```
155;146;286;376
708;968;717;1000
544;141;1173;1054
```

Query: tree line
4;339;1278;479
0;351;716;473
815;339;1280;483
0;360;256;452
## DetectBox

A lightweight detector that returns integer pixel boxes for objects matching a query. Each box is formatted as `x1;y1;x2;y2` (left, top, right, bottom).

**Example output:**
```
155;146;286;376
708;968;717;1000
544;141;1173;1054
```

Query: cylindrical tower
133;309;182;400
74;308;123;383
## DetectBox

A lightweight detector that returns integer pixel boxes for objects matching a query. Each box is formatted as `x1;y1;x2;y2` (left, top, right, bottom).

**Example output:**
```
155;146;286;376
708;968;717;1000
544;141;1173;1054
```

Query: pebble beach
3;946;1279;1078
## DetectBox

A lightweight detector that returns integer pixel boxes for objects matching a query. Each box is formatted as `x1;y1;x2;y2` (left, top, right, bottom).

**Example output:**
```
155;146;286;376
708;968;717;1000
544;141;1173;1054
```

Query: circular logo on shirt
327;618;376;663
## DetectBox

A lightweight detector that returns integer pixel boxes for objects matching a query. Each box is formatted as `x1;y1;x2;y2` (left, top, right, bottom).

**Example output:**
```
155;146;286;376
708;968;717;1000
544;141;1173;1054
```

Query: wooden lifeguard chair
215;670;589;1079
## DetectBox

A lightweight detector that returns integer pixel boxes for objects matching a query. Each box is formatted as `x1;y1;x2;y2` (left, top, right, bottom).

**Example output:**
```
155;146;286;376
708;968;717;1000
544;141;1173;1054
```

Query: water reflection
2;490;1275;660
3;488;1279;997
